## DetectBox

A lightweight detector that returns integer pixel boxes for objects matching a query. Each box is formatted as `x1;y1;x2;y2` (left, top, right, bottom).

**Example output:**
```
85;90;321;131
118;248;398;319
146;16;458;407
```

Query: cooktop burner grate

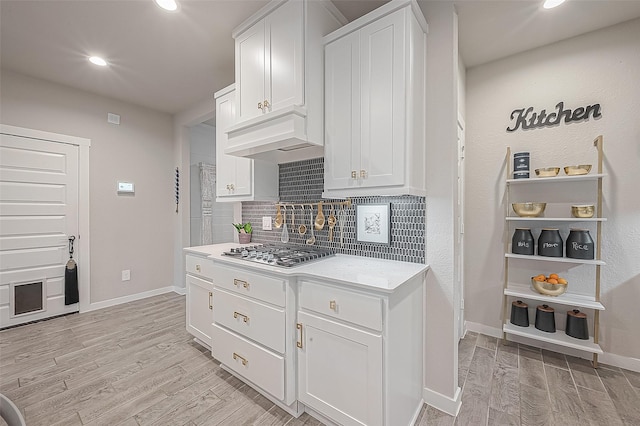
222;244;335;268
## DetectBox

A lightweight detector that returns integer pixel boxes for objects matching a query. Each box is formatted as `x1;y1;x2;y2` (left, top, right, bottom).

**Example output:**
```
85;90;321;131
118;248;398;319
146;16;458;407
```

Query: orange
547;278;559;284
549;273;559;279
534;275;546;282
558;278;568;284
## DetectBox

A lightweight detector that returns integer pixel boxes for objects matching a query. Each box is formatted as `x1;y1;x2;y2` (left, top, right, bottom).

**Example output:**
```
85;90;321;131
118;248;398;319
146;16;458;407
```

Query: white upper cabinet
323;1;427;198
215;84;279;202
236;0;303;123
226;0;347;164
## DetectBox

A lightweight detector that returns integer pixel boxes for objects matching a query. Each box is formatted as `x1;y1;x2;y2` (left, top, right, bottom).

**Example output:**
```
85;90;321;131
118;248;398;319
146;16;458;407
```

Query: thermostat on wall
117;182;135;194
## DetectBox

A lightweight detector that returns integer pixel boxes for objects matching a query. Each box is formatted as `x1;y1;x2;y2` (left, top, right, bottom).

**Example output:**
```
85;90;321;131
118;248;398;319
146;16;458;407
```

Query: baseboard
409;399;425;425
84;286;180;312
465;321;640;373
173;286;186;295
422;386;461;417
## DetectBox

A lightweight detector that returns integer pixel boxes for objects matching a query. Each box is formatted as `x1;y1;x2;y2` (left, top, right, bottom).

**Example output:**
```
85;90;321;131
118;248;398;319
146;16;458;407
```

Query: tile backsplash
242;158;425;264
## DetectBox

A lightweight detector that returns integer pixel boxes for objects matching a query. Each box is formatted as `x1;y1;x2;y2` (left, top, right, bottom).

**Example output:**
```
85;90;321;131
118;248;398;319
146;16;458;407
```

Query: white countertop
184;243;428;293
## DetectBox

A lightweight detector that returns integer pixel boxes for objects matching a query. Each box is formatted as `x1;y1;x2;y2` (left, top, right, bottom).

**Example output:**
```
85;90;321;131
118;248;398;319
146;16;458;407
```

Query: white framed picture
356;203;391;245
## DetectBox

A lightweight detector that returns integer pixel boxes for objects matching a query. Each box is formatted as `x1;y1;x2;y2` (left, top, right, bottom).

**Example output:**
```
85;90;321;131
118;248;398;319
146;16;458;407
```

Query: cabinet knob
258;102;263;110
351;171;357;179
360;170;367;178
263;99;270;109
329;300;337;311
195;264;201;272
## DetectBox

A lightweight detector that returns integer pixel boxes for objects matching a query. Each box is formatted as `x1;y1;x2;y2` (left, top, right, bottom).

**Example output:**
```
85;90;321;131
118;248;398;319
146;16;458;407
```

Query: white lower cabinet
297;277;424;426
185;254;215;348
297;310;383;426
211;323;285;401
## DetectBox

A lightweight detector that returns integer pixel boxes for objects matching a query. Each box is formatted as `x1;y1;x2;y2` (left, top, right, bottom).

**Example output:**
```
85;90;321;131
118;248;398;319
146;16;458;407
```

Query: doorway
0;126;90;327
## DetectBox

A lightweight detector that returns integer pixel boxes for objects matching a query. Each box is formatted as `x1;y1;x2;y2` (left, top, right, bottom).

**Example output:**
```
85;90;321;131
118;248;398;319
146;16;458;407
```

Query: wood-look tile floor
1;294;638;425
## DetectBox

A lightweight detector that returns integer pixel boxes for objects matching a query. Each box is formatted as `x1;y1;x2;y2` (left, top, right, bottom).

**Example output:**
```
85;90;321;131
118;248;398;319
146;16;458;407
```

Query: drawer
213;288;285;353
186;255;215;280
211;323;285;401
299;281;383;331
212;265;286;307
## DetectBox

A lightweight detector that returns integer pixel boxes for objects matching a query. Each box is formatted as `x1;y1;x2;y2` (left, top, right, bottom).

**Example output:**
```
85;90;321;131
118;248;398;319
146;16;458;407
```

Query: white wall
466;19;640;365
419;0;461;414
0;70;175;305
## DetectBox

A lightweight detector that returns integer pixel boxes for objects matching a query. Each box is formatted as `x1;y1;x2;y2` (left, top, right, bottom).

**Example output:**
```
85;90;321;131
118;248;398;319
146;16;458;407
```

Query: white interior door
0;133;80;328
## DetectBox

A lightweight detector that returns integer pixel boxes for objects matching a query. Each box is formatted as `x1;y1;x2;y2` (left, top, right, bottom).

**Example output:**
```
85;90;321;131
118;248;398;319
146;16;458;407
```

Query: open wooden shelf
504;283;605;310
503;322;603;354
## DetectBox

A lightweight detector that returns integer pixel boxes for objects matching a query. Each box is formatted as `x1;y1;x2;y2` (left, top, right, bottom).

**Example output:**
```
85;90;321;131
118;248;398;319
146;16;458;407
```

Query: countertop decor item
535;167;560;177
566;310;589;340
571;205;595;218
564;164;592;175
356;203;391;245
233;222;252;244
512;202;546;217
535;304;556;333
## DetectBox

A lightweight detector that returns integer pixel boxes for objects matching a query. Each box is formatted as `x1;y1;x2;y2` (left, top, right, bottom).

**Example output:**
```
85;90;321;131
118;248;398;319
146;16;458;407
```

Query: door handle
296;323;303;348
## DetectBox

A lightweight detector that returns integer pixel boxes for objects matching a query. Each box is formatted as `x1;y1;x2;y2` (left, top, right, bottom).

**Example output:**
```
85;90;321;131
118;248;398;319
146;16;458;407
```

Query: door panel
324;32;361;190
236;20;266;122
265;0;303;112
360;9;405;188
298;311;383;426
0;134;79;327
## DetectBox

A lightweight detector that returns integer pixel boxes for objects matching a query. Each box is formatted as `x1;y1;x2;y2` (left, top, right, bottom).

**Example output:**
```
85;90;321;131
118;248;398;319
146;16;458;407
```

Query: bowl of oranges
532;273;567;296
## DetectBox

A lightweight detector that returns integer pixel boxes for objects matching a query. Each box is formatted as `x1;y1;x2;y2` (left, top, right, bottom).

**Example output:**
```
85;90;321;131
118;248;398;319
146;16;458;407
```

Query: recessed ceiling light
543;0;566;9
89;56;108;67
155;0;178;11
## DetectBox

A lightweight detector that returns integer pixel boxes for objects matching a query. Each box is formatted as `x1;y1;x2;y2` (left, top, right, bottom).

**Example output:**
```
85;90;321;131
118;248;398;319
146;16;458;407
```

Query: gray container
538;228;563;257
513;171;530;179
514;152;530;171
512;228;534;255
566;229;594;260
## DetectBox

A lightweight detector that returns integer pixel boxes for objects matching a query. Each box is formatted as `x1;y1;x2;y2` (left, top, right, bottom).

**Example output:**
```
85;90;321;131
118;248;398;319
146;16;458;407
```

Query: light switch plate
262;216;272;230
117;182;135;193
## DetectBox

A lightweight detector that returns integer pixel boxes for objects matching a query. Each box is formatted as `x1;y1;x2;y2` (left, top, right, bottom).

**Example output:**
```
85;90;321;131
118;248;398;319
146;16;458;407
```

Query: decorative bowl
531;277;567;297
564;165;592;176
535;167;560;177
512;202;547;217
571;204;595;218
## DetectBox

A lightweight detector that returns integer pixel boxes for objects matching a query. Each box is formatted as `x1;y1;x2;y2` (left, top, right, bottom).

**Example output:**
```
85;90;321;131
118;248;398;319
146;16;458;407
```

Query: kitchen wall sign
356;203;391;245
506;101;602;132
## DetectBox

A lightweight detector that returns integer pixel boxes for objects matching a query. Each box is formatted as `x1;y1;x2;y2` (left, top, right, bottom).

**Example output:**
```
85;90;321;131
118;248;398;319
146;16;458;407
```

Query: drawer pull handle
258;102;263;110
351;170;357;179
233;311;249;323
329;300;337;311
263;99;270;109
296;323;303;349
195;264;201;272
234;279;249;289
209;292;213;310
233;352;248;366
360;170;367;178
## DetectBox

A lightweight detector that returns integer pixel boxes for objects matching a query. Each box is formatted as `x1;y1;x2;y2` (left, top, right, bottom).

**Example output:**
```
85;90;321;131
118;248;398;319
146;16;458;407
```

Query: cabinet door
297;311;383;426
359;9;405;188
215;88;252;198
265;0;303;113
324;31;361;191
236;19;266;122
186;274;213;346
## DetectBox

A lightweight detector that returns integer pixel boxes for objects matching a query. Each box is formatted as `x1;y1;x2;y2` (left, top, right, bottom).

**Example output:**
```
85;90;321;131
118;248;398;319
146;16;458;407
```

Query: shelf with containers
502;136;605;367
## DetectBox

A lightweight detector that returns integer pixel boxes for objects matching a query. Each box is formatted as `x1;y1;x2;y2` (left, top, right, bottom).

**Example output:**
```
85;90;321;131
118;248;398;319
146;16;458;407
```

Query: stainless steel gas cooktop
222;244;335;268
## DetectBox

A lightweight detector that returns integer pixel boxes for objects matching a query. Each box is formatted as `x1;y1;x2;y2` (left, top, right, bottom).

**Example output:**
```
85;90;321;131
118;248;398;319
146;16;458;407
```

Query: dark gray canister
512;228;534;255
510;300;529;327
538;228;563;257
566;229;594;260
566;310;589;340
513;152;530;171
535;304;556;333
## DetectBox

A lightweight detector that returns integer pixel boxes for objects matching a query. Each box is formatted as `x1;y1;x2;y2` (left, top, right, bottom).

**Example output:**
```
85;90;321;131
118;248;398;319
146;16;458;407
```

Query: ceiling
2;0;639;115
